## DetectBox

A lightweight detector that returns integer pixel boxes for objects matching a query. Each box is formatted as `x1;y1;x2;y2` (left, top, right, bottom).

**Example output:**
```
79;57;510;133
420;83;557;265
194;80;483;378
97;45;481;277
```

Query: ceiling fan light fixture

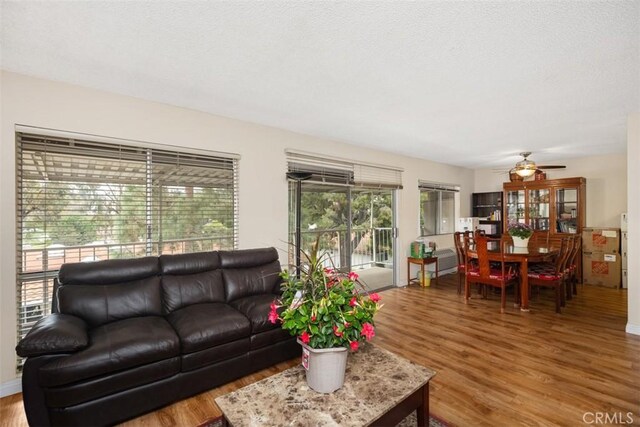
515;159;537;177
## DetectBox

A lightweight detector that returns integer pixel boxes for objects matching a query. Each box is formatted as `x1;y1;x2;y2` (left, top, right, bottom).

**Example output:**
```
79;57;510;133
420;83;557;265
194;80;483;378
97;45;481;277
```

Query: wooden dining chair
527;236;572;313
454;231;475;294
564;235;582;298
533;231;550;247
453;232;466;294
464;233;519;313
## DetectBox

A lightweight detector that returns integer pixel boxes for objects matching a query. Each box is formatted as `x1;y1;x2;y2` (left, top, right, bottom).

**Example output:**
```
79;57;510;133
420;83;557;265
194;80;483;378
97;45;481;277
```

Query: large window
16;130;238;369
419;182;458;236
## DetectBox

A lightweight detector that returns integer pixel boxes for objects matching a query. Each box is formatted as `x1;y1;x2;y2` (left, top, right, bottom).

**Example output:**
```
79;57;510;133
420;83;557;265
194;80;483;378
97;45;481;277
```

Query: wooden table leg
416;383;429;427
520;258;530;312
434;258;439;284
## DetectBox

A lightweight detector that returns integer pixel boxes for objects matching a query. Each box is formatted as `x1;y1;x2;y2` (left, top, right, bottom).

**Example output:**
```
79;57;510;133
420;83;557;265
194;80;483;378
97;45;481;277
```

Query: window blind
353;164;402;189
16;130;238;370
286;149;403;188
418;181;460;192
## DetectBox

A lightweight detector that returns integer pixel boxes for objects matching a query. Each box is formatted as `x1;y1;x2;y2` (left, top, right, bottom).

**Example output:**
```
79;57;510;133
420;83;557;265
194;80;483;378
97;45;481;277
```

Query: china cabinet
503;177;586;236
503;177;586;282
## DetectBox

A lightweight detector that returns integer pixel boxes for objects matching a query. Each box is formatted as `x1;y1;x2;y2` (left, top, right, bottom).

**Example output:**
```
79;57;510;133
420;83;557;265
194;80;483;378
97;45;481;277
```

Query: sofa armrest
16;313;89;357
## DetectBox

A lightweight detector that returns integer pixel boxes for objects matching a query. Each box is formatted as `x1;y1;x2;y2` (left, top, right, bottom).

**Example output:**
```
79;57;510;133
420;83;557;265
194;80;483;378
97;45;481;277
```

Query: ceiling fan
511;152;566;178
492;152;566;180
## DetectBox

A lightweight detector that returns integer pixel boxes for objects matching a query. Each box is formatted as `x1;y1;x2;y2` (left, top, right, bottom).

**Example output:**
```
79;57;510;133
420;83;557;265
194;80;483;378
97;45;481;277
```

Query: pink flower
311;315;317;322
344;321;351;328
361;322;375;341
333;325;343;337
349;297;359;307
300;331;310;344
326;279;336;288
268;303;279;324
268;309;279;324
369;293;381;303
349;341;359;352
324;267;335;275
348;271;359;281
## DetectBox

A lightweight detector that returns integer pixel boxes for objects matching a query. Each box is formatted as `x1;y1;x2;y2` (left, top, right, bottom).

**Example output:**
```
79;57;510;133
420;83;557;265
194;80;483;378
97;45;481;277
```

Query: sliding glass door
289;183;396;290
350;188;394;289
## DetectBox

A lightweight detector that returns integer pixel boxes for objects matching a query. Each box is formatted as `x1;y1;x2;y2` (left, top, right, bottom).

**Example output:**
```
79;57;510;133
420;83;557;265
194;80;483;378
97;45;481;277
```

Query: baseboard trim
0;378;21;397
625;323;640;336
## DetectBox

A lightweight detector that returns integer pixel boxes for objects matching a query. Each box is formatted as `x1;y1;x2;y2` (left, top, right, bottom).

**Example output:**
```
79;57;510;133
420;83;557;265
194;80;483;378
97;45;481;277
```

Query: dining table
466;241;559;311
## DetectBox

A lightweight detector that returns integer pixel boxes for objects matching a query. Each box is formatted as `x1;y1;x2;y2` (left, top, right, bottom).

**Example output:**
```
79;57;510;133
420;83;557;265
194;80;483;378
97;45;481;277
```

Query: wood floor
2;274;639;426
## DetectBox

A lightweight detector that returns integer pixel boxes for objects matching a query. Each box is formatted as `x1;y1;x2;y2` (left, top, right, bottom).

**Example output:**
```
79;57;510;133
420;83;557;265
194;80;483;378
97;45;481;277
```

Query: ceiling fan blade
537;165;566;169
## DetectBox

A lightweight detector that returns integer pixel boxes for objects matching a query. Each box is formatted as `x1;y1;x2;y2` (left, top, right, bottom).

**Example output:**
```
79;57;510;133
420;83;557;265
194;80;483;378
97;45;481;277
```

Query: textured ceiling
1;1;638;168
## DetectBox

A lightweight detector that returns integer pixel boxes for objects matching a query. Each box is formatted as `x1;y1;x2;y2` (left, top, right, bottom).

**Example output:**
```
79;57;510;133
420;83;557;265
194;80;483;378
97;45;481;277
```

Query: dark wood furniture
466;241;559;311
503;177;586;281
565;235;582;298
408;256;439;286
464;233;519;313
453;231;473;294
472;191;503;236
527;236;574;313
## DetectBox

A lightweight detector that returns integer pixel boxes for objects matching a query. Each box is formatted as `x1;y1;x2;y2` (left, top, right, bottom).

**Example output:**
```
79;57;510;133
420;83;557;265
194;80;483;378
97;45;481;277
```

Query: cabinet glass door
506;190;525;224
528;189;550;230
556;188;578;233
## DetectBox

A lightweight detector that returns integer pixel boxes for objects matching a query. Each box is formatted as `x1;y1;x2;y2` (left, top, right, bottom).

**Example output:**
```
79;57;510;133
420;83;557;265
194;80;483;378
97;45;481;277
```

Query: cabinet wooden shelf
472;191;503;235
503;177;586;280
503;177;586;235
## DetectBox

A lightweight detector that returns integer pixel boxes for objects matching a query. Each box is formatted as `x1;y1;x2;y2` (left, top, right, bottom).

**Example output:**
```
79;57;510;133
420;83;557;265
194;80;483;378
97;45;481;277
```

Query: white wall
626;113;640;335
473;154;628;228
0;71;474;386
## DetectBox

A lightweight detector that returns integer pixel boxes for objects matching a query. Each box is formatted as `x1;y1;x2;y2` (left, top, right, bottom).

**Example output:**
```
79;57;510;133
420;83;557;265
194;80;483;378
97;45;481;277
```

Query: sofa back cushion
220;248;281;302
57;257;161;328
159;252;225;313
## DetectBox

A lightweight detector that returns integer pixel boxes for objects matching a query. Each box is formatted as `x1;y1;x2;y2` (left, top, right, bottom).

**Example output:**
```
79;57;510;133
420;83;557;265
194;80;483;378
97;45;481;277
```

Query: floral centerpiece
269;248;382;352
508;222;533;247
507;222;533;239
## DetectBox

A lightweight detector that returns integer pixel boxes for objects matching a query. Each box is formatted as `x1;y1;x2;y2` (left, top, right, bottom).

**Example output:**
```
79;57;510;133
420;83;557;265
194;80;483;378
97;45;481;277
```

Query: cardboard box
583;251;621;288
410;241;425;258
582;228;620;254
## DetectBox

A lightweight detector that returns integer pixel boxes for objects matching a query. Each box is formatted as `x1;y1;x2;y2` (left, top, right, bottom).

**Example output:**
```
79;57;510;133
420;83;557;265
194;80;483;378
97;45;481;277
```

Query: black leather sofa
16;247;300;427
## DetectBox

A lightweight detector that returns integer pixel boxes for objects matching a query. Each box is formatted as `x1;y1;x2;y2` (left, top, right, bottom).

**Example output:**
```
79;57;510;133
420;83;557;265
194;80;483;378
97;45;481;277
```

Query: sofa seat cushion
44;357;180;408
167;303;251;354
39;316;180;387
229;294;280;334
250;327;292;350
181;338;250;372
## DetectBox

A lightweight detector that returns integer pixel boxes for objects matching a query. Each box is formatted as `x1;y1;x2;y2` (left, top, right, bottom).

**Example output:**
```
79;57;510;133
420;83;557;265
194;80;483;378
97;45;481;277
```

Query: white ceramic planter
297;339;348;393
512;236;530;248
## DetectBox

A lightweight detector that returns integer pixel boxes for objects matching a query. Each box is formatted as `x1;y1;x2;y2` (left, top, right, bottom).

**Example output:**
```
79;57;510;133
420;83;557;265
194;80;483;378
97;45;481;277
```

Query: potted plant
508;222;533;247
269;240;382;393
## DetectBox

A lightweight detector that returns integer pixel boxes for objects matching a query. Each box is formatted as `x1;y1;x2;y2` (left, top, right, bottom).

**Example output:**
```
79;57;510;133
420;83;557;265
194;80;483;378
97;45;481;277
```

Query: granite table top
215;344;436;427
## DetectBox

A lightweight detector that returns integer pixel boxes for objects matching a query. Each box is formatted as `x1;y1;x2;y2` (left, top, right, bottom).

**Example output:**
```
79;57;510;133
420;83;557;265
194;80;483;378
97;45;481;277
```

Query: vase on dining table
512;236;530;248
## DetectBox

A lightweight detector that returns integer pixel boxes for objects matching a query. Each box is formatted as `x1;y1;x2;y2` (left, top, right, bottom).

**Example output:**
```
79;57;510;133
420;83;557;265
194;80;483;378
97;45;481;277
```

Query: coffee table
215;344;436;426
